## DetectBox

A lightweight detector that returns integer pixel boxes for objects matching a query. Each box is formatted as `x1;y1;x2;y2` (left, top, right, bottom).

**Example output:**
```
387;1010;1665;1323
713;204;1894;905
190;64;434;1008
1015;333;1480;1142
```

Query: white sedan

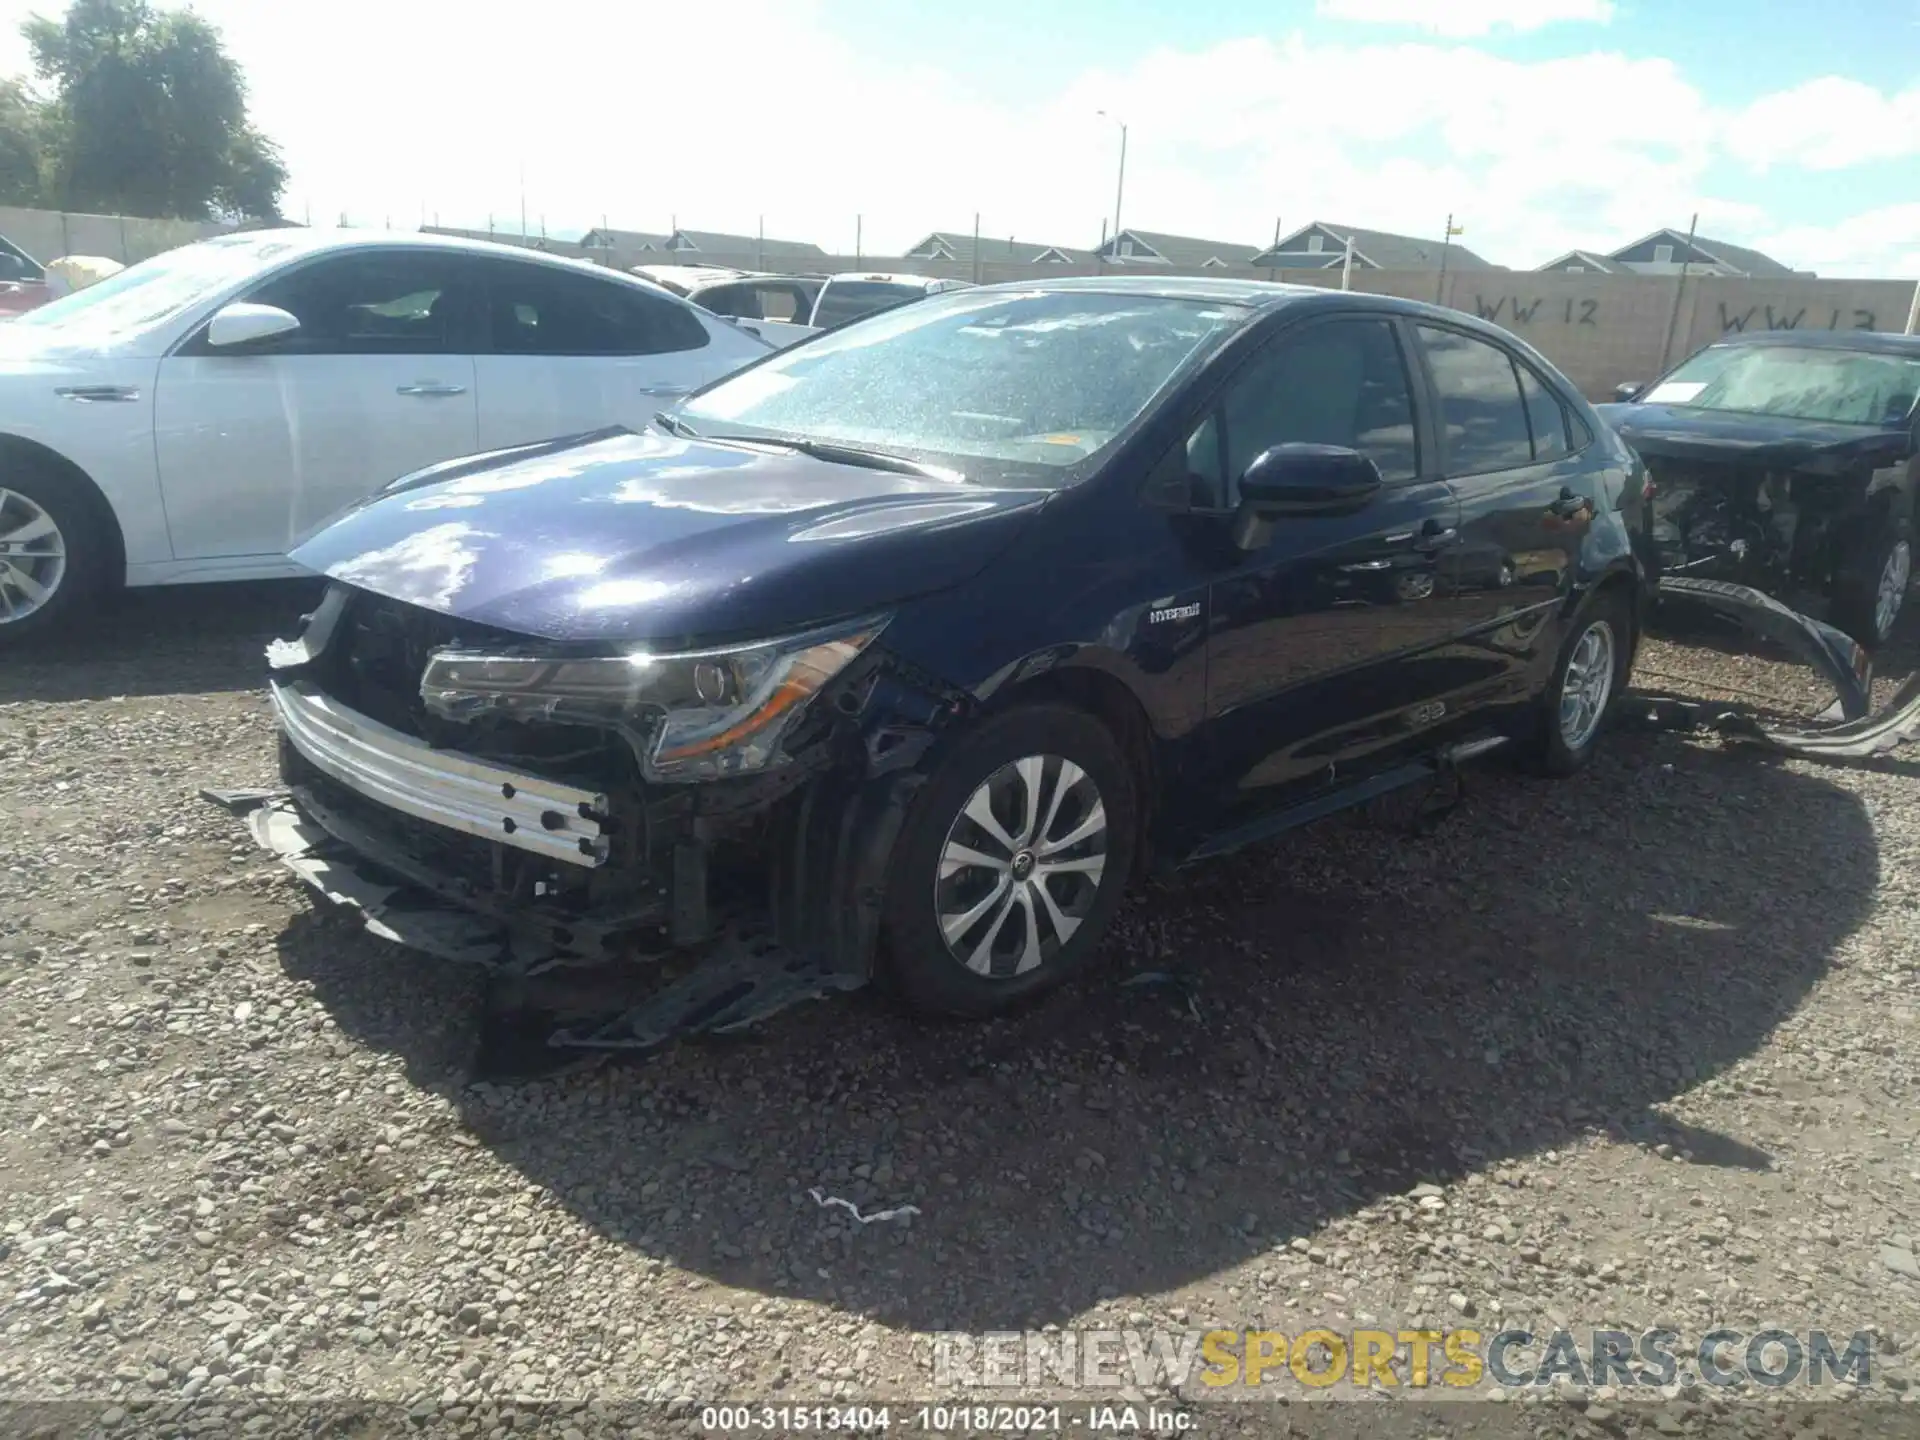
0;229;773;640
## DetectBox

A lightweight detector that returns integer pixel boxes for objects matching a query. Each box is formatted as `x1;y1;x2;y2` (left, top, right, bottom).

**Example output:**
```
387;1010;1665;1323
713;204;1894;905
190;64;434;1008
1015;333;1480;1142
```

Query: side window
1185;318;1419;507
485;263;711;356
1416;325;1534;476
753;284;805;322
695;283;761;320
1516;362;1571;461
0;241;39;283
241;251;471;355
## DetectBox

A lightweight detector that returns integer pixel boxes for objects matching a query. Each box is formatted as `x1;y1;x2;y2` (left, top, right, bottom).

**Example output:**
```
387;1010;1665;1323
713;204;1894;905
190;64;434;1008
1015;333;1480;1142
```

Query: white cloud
1314;0;1614;38
1724;77;1920;171
1749;204;1920;279
1049;39;1731;268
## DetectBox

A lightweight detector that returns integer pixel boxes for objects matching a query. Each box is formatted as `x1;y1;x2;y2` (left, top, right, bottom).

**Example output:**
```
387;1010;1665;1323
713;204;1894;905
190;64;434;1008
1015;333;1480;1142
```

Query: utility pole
1905;277;1919;335
757;215;765;271
855;214;862;265
972;212;981;285
1658;211;1700;372
1098;110;1127;260
1341;232;1355;291
1436;214;1462;303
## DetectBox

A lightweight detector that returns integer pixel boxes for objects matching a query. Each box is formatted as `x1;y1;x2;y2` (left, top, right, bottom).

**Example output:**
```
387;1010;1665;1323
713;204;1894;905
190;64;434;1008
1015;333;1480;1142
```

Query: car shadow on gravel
274;728;1878;1332
0;579;320;704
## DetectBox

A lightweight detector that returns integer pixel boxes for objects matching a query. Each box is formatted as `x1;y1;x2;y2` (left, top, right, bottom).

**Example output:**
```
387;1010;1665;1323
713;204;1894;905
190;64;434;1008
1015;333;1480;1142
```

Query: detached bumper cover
1633;576;1920;760
270;678;610;868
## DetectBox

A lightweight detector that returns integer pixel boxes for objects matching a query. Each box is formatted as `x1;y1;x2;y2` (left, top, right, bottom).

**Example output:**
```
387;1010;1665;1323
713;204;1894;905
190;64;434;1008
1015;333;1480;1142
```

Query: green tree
0;79;48;205
22;0;285;221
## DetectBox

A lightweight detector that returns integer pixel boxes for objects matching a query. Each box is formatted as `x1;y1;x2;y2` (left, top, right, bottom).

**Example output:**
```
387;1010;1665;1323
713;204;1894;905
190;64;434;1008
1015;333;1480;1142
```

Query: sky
0;0;1916;276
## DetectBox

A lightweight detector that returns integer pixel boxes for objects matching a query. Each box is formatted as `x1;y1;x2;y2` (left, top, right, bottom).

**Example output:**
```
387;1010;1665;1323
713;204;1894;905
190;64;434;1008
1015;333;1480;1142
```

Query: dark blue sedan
238;277;1654;1024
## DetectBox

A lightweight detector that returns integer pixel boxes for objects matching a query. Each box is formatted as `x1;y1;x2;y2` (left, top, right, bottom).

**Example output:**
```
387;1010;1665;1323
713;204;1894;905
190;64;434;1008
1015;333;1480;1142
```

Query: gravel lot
3;581;1919;1435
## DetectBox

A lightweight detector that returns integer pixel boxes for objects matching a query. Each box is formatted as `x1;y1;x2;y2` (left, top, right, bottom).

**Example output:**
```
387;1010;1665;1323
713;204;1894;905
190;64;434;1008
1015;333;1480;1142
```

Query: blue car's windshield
1643;343;1920;426
680;289;1243;477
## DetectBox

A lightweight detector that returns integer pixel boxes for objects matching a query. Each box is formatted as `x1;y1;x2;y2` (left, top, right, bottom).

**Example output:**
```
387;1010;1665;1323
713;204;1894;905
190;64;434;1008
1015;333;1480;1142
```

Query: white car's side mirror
206;302;300;349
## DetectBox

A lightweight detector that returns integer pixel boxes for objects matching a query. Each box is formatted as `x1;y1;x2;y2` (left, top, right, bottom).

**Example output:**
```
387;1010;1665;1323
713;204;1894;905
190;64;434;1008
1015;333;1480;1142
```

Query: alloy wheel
935;754;1110;979
1558;619;1616;752
0;489;67;626
1876;538;1911;641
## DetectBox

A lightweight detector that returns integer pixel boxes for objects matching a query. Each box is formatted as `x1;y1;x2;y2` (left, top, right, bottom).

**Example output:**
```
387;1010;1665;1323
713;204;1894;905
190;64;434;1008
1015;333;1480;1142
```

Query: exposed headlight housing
418;615;886;783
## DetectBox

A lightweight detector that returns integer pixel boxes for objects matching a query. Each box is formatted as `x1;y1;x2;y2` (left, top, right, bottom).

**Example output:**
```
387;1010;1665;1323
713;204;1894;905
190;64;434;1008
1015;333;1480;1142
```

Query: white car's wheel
0;474;101;644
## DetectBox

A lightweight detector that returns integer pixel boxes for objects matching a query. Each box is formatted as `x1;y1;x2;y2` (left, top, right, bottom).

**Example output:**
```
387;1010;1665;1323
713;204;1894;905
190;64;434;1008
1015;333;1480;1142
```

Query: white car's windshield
680;289;1242;475
11;233;308;335
1642;343;1920;426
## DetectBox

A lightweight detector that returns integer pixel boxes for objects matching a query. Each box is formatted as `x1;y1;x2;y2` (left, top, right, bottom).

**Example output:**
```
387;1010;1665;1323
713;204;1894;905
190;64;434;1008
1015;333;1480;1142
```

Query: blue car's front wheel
880;703;1138;1017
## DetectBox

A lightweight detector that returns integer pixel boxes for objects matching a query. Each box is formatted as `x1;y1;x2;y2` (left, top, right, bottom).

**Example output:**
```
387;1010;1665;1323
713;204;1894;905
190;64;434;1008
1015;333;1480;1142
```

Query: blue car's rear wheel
1527;586;1634;776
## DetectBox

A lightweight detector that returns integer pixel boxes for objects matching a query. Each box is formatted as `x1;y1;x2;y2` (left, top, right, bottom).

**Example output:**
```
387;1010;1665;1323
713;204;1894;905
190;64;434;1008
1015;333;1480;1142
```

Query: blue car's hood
291;427;1050;644
1594;401;1913;470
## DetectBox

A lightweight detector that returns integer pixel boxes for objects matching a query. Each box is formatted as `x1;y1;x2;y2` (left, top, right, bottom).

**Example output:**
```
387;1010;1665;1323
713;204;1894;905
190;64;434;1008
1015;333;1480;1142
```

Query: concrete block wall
0;205;233;265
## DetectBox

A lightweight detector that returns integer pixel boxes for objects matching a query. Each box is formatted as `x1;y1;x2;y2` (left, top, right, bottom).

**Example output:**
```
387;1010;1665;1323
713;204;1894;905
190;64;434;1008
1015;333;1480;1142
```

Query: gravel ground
3;581;1919;1437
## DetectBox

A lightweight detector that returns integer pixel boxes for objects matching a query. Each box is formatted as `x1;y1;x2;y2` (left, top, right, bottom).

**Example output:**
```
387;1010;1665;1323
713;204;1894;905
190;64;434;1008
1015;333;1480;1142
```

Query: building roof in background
1610;228;1804;277
903;231;1097;265
1254;221;1499;271
1096;228;1263;267
579;226;675;250
667;229;827;258
1534;249;1625;273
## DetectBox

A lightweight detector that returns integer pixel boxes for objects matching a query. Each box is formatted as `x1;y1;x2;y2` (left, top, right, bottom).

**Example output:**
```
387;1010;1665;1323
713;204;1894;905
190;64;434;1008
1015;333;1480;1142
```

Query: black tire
1830;521;1911;650
1525;586;1634;777
0;466;105;645
880;703;1138;1018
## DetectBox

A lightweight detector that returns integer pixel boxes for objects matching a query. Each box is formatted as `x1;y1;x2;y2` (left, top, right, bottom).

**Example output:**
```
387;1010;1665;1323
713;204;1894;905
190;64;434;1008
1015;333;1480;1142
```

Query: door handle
1412;521;1459;552
396;383;467;398
1548;489;1592;519
56;384;140;403
639;384;692;398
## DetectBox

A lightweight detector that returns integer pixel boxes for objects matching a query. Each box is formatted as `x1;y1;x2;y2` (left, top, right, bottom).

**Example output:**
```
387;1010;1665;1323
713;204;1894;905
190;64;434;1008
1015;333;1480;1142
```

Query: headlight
418;615;886;783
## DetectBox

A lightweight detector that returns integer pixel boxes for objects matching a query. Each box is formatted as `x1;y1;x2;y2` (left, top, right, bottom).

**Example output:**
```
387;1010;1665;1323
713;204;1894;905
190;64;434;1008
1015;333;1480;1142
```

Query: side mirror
1232;443;1382;551
206;302;300;349
1612;381;1643;403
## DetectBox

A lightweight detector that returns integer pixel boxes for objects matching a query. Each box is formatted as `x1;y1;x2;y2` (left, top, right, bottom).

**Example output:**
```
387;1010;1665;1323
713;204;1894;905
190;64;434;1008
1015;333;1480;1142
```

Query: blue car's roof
1700;328;1920;358
966;272;1487;325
